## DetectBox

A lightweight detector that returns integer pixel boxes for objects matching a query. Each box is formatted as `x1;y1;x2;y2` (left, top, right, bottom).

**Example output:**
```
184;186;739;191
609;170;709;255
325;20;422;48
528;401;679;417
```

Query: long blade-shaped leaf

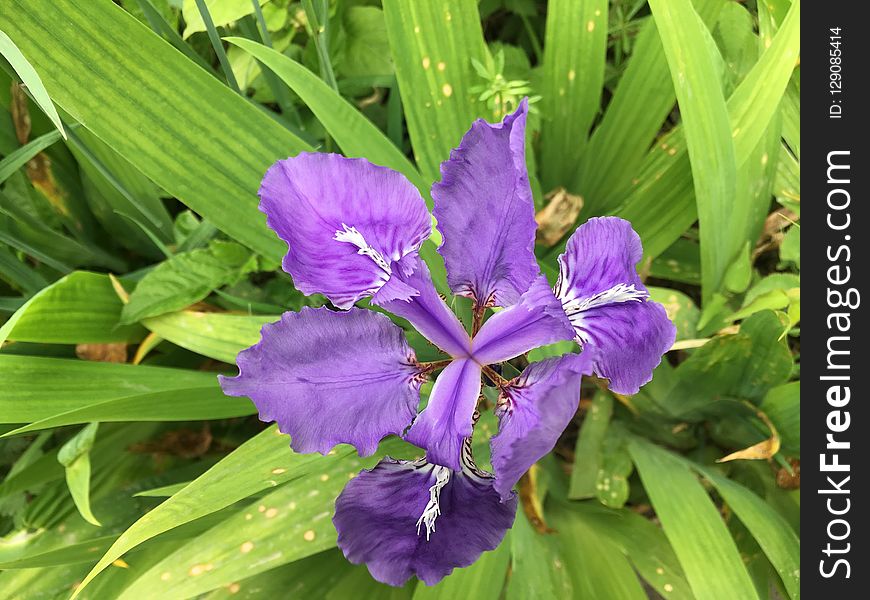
0;30;66;138
539;0;607;190
71;427;350;597
647;0;737;304
628;438;760;600
225;37;429;196
0;0;311;261
382;0;488;181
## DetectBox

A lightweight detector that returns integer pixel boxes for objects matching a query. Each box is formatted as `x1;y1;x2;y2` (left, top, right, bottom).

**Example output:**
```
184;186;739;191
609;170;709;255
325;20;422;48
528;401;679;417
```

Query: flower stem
417;359;452;374
471;304;486;336
482;364;510;388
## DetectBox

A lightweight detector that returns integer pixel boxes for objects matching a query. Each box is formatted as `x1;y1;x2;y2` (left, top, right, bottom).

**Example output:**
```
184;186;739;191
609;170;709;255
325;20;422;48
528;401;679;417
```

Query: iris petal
334;456;516;586
490;354;590;501
260;153;431;309
472;276;574;364
404;358;481;471
380;258;472;358
432;99;538;308
220;307;422;457
556;217;676;394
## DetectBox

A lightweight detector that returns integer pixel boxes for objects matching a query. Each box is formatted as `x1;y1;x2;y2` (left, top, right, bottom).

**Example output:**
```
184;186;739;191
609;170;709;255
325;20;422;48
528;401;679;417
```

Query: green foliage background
0;0;800;598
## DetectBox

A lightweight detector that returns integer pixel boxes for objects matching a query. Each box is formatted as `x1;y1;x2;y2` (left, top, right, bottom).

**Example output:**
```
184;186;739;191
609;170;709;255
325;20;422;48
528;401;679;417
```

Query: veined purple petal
565;301;675;395
219;307;422;457
404;359;481;471
432;98;538;308
555;217;676;394
471;277;574;365
334;455;517;587
380;258;472;358
260;153;431;309
490;354;590;501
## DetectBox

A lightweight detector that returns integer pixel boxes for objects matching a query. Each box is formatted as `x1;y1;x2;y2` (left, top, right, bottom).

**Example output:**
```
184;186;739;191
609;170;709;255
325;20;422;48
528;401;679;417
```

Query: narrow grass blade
0;30;66;138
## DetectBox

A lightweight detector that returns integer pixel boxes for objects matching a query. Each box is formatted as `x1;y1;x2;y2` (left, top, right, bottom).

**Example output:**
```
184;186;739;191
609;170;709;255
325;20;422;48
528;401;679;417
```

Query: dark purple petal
432;98;538;308
555;217;676;394
471;277;574;365
260;153;431;309
334;457;517;586
490;354;590;501
219;307;422;457
404;359;481;471
380;258;472;358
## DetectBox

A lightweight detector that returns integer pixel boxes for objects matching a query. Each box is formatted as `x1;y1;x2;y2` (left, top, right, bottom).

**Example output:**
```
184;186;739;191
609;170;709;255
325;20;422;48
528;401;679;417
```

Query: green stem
302;0;339;92
194;0;241;94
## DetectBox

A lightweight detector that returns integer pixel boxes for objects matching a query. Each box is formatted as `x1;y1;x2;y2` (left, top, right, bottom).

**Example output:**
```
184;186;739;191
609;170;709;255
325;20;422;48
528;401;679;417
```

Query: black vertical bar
804;1;868;595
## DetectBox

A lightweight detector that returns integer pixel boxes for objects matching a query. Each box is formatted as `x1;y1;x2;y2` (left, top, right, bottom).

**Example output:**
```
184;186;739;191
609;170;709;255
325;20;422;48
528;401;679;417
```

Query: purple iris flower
220;99;675;586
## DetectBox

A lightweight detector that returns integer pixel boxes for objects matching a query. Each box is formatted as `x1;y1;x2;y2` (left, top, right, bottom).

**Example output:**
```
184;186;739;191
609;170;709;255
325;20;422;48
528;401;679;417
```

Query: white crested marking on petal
334;224;392;276
556;281;649;344
415;466;450;541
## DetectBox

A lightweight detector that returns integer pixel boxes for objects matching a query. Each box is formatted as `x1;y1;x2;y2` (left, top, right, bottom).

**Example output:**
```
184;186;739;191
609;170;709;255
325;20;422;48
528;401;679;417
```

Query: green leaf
198;550;351;599
668;311;793;416
760;381;800;454
0;271;146;347
0;535;115;569
116;447;367;598
0;355;248;428
595;431;633;509
340;6;394;78
223;37;448;290
58;423;101;526
609;0;800;261
648;286;699;341
647;0;737;304
549;503;648;599
648;239;701;285
569;391;612;499
0;0;311;262
628;438;760;600
568;502;693;600
143;310;275;363
728;289;790;322
0;30;66;138
0;129;63;184
225;37;428;195
780;225;800;268
382;0;488;181
412;533;510;599
182;0;270;39
70;427;347;597
539;0;607;190
506;511;573;600
121;241;257;324
694;465;801;599
576;0;722;213
69;126;175;255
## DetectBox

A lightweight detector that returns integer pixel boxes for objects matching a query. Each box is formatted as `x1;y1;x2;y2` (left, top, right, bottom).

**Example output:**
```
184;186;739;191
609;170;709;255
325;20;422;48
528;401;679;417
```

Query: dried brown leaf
75;343;128;363
535;187;583;247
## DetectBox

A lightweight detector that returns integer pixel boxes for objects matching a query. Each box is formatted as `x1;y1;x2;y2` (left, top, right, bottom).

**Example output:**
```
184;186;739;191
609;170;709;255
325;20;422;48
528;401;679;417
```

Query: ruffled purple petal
260;153;431;309
334;456;517;587
380;258;472;358
566;301;675;395
555;217;676;394
490;354;590;501
432;99;538;308
555;217;645;299
219;307;422;457
404;359;481;471
471;277;574;365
